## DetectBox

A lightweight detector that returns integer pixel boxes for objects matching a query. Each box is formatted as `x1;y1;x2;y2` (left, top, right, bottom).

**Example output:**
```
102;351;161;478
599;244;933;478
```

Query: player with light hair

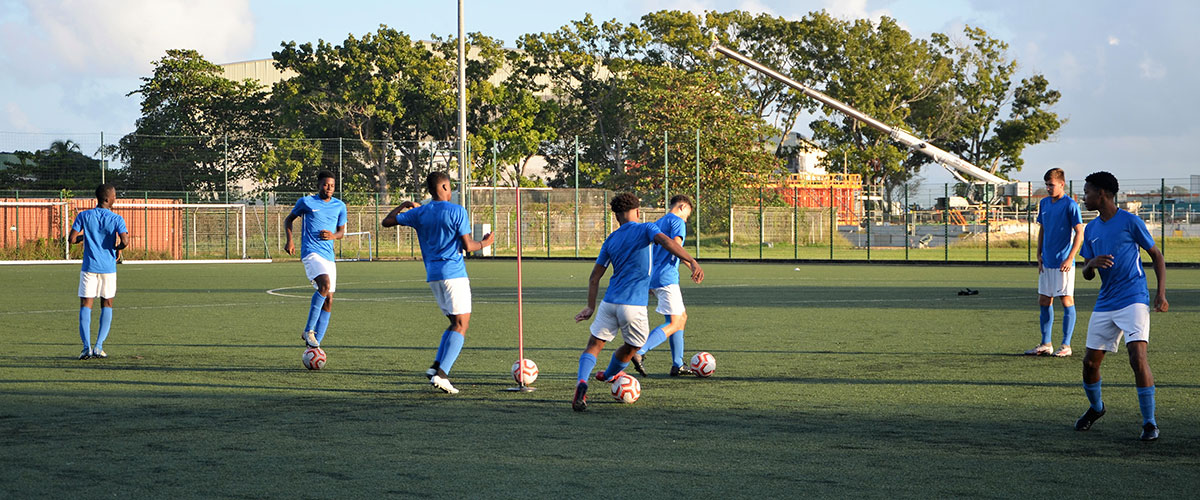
70;183;129;359
631;194;697;376
571;193;704;411
382;172;494;394
285;170;347;350
1073;171;1167;441
1027;167;1084;357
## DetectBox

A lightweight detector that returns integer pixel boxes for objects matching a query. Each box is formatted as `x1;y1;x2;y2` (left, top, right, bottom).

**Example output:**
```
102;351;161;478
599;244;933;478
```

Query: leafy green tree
256;133;325;193
119;49;270;196
0;140;112;190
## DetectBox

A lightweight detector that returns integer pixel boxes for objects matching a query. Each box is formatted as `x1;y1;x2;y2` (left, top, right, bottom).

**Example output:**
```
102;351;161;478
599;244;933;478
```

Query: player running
382;172;494;395
284;170;347;350
1073;171;1167;441
571;193;703;411
630;194;697;377
70;183;129;359
1027;168;1085;357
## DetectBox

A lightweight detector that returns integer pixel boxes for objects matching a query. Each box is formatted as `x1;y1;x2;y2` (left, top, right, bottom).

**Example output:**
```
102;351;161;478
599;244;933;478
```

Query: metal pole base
505;385;536;392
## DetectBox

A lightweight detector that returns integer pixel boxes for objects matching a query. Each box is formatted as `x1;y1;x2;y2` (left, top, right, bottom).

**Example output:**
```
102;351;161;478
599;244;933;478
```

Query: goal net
338;231;374;262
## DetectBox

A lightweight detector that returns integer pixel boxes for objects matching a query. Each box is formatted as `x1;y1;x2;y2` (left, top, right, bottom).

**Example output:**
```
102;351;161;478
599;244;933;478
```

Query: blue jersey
71;207;127;274
290;195;347;261
396;201;472;281
595;222;664;306
1037;196;1083;268
649;213;687;288
1079;209;1155;312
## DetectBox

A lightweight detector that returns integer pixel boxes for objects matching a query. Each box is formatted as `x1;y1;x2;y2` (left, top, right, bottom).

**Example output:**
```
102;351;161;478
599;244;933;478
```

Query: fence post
1027;181;1032;262
866;190;871;262
337;138;343;199
829;184;834;260
262;198;269;259
985;184;990;263
727;188;733;259
603;191;609;236
793;186;798;260
695;128;701;258
13;189;18;251
904;183;909;261
578;135;583;256
758;186;764;260
1161;178;1166;255
184;192;189;260
546;190;551;258
374;192;380;260
664;130;669;208
944;183;949;262
144;191;149;258
100;131;106;184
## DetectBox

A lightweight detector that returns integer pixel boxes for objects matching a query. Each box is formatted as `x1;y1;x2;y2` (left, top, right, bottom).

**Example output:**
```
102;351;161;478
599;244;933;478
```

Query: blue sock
1039;304;1053;345
304;292;323;332
1084;379;1104;412
601;353;630;381
78;306;92;349
1061;305;1076;346
438;331;465;375
1137;386;1156;426
669;330;685;368
576;352;597;383
95;307;112;351
314;310;331;344
434;330;451;363
638;323;669;356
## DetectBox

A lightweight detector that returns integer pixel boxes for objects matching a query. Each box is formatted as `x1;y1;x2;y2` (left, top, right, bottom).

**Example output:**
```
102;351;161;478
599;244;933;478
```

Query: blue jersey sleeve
1035;198;1045;225
1080;224;1094;261
670;216;686;241
1069;202;1083;225
289;197;307;217
396;205;420;227
595;239;610;267
644;222;664;244
456;205;471;236
337;203;348;227
71;213;83;232
1130;213;1155;250
115;215;128;234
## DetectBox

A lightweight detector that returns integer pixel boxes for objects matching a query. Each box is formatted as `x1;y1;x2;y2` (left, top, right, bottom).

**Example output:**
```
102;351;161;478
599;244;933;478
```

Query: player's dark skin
574;205;704;373
284;176;345;313
1078;181;1167;389
69;186;129;310
381;177;493;374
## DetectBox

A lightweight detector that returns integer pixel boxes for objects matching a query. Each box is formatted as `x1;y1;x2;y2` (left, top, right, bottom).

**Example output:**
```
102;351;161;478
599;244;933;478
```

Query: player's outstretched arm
654;233;703;283
1148;246;1168;312
381;201;419;228
575;264;607;322
459;233;495;253
283;213;299;255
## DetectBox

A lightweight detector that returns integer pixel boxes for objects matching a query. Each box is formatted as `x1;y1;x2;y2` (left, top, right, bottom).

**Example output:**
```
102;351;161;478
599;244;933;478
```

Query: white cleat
1053;345;1073;357
1024;343;1053;356
425;368;438;380
430;375;459;394
301;331;319;348
92;350;108;359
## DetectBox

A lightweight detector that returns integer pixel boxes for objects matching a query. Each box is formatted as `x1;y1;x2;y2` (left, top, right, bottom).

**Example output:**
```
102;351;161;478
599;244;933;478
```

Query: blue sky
0;0;1196;185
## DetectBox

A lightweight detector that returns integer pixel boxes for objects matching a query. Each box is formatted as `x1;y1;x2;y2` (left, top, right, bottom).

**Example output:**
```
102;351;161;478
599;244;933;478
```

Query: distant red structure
766;173;863;224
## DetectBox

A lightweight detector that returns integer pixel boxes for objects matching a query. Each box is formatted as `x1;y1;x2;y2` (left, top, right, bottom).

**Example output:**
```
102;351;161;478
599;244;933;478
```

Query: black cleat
669;365;695;377
630;352;647;377
1075;406;1105;431
78;348;91;360
572;382;589;412
1140;423;1159;441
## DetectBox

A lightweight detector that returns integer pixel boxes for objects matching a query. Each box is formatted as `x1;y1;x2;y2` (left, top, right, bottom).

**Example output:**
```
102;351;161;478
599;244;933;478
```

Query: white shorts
1086;303;1150;353
302;254;337;293
589;301;649;347
652;284;686;316
1037;265;1075;297
78;271;116;299
429;277;471;316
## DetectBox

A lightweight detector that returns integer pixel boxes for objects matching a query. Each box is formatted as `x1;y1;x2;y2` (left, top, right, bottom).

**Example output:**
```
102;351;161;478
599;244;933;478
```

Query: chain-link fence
3;131;1197;263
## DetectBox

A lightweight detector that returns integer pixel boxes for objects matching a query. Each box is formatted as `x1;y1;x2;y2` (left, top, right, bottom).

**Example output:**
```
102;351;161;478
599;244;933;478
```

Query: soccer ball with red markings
511;358;538;385
302;347;327;370
689;352;715;377
610;374;641;403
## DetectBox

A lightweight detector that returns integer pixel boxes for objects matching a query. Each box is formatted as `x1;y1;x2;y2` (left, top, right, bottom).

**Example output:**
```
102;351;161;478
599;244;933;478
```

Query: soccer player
630;194;697;377
381;172;493;395
1073;171;1167;441
571;193;704;411
1027;168;1084;357
69;183;129;359
284;170;347;349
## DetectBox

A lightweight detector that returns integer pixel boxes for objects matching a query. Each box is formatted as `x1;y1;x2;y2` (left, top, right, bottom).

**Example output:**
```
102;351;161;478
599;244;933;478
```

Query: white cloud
1139;56;1166;80
821;0;892;23
1107;35;1120;46
3;102;37;132
1;0;254;79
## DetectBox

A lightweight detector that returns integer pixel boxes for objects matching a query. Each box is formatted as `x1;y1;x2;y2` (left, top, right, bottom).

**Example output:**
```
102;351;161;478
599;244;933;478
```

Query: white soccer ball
302;347;327;370
690;351;715;377
610;374;641;403
511;358;538;385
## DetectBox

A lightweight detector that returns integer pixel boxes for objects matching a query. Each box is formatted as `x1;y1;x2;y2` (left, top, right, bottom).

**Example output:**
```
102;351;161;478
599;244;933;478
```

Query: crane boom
710;41;1008;186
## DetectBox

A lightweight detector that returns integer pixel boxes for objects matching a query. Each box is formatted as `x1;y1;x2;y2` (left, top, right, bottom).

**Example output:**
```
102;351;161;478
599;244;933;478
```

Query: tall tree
119;49;270;196
0;139;113;190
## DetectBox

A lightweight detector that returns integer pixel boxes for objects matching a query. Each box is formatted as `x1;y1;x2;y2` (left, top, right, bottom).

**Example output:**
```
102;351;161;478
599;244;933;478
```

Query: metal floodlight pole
457;0;468;209
709;41;1007;187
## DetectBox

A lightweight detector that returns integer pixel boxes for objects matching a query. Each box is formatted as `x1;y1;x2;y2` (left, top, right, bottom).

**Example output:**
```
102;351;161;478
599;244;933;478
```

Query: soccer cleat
630;352;647;376
1053;345;1072;357
430;375;459;394
594;370;625;383
301;331;319;348
669;365;695;377
78;348;92;360
572;382;589;412
1075;406;1106;431
1140;423;1159;441
1024;344;1053;356
92;350;108;359
425;367;437;380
